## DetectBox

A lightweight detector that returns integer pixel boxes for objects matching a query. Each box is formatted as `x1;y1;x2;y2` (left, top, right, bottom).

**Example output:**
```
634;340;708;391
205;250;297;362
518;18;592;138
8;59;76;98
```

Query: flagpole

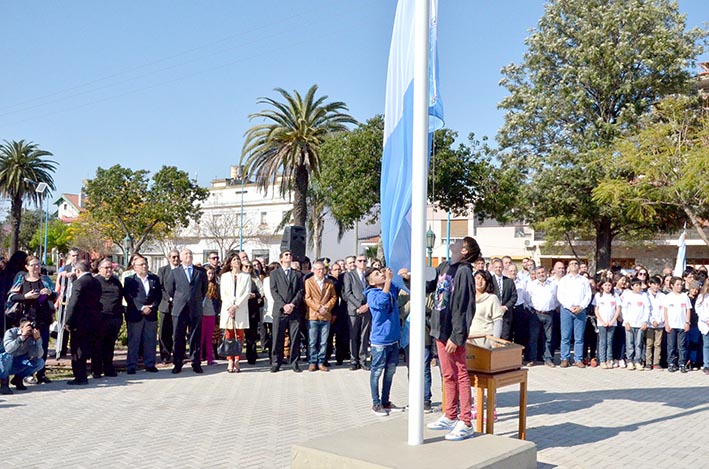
408;0;430;446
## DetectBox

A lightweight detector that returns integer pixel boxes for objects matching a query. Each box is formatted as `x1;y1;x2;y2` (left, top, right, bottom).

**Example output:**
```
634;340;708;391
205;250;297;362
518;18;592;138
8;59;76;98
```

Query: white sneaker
445;420;476;441
427;415;457;431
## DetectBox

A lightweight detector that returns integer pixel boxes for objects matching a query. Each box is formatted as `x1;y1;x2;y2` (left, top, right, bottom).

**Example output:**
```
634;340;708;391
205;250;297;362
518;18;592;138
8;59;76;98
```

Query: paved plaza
2;357;708;469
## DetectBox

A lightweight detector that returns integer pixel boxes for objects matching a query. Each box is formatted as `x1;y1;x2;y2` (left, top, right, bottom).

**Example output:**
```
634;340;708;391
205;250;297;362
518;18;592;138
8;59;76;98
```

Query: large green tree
319;116;515;237
241;84;356;228
593;95;709;246
30;218;71;260
497;0;706;268
83;164;208;261
0;140;57;255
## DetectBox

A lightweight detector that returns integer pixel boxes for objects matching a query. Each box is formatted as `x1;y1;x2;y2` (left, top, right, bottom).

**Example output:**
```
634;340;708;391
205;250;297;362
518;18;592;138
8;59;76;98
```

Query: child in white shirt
663;277;692;373
621;279;650;370
645;276;665;369
595;279;620;369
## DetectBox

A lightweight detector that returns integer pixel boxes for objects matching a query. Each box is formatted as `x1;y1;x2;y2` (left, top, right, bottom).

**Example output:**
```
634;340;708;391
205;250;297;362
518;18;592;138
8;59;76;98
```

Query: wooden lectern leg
519;378;527;440
475;387;484;433
486;384;496;434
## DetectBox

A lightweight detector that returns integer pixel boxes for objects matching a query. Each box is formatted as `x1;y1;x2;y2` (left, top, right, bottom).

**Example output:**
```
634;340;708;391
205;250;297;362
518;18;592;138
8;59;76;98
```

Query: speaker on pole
280;226;306;259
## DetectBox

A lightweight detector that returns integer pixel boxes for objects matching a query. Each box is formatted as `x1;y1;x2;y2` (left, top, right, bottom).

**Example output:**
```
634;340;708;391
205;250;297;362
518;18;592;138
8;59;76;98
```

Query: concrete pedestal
291;415;536;469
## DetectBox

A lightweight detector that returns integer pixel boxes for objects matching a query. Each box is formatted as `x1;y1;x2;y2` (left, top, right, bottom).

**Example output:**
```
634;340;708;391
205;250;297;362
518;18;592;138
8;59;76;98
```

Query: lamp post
27;180;50;266
425;226;436;267
123;235;131;267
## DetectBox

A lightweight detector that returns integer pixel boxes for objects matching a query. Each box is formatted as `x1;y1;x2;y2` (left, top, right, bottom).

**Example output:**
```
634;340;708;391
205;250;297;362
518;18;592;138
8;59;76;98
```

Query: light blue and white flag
673;229;686;277
381;0;443;278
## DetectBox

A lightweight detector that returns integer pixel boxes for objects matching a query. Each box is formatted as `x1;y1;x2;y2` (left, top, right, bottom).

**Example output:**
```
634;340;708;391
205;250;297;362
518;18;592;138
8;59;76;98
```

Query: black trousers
245;307;260;365
172;310;201;368
511;304;529;348
158;310;173;362
272;314;302;368
500;308;514;341
348;312;371;366
326;313;350;364
70;328;92;382
92;315;123;375
260;322;273;358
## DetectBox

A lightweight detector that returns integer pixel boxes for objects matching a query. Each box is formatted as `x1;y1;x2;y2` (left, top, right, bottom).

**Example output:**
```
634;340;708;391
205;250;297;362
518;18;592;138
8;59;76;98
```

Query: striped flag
381;0;443;277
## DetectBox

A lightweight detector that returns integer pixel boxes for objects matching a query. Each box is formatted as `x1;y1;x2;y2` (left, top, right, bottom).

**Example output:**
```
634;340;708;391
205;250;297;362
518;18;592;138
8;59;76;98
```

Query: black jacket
124;273;162;322
427;261;476;347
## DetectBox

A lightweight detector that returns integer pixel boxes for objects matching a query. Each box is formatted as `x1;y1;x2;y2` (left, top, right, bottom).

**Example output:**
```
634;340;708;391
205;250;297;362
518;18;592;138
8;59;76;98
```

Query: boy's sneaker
590;358;598;367
619;359;626;368
668;365;677;373
383;402;405;413
423;402;433;413
652;365;662;370
635;363;644;371
680;366;688;373
445;420;476;441
427;415;457;431
372;404;388;417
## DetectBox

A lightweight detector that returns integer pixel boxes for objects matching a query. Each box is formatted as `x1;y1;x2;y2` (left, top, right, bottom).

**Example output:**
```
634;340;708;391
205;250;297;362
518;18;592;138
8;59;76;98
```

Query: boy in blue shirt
365;267;403;416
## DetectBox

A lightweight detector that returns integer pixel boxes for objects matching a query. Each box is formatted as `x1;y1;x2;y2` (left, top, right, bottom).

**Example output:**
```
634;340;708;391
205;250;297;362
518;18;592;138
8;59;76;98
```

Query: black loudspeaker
280;226;306;259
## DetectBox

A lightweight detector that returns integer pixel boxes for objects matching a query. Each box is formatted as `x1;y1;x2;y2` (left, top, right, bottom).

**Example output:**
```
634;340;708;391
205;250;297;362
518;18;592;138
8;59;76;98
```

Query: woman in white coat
219;253;252;373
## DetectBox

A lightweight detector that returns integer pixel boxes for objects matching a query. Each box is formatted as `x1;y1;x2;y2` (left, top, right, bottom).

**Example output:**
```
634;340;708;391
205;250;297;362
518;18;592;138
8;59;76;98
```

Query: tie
498;276;503;292
285;269;290;278
360;272;366;288
185;266;192;281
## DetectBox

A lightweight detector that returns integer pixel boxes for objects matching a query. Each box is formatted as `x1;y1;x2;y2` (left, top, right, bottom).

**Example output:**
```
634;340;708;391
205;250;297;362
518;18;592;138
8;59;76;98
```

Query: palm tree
241;84;356;228
0;140;57;255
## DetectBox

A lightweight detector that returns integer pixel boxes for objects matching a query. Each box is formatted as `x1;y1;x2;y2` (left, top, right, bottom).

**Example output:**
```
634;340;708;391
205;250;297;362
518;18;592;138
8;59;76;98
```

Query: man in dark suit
124;254;162;374
64;261;101;385
270;250;305;373
342;254;371;370
157;249;180;364
491;258;518;340
165;248;207;374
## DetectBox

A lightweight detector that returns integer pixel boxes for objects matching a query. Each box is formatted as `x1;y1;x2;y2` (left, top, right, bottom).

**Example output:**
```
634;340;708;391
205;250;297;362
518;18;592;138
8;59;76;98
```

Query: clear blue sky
1;1;707;198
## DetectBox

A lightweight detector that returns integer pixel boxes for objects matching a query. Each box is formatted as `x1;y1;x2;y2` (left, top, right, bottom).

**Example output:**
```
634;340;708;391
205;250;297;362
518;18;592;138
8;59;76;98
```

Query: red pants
225;329;245;361
436;339;472;425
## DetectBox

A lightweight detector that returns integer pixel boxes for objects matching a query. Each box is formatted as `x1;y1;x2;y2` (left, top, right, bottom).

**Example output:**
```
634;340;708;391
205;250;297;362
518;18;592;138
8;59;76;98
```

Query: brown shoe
308;364;317;372
318;364;329;372
560;359;570;368
545;361;556;368
574;362;586;369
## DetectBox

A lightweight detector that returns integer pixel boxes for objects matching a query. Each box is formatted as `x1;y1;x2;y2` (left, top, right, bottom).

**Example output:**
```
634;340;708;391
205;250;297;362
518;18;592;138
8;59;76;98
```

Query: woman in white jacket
219;253;252;373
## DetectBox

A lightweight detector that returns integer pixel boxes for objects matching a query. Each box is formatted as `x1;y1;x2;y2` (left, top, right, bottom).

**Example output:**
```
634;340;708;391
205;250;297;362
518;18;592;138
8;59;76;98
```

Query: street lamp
123;235;131;266
26;179;50;266
426;226;436;267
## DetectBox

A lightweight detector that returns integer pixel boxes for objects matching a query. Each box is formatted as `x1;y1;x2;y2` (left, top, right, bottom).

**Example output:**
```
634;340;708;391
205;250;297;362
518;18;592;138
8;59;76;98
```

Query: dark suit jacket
124;272;162;322
165;265;207;317
64;273;101;330
269;267;304;320
157;264;175;312
343;270;367;317
493;275;518;311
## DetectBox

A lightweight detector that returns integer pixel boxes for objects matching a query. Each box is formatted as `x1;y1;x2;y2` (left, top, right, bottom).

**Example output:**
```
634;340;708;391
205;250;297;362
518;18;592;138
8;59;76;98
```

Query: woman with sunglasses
6;256;57;384
219;253;251;373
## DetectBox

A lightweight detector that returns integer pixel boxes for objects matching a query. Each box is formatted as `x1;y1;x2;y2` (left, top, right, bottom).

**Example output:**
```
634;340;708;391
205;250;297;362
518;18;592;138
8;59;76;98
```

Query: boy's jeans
370;343;398;406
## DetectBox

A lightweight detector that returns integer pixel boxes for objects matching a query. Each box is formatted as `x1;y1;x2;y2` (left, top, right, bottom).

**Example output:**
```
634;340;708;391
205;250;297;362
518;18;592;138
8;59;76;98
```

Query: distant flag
673;227;687;277
381;0;444;279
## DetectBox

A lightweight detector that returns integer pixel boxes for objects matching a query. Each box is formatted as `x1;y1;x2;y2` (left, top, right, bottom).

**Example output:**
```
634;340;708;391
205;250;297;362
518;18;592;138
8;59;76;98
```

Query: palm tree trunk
293;164;309;228
9;193;22;255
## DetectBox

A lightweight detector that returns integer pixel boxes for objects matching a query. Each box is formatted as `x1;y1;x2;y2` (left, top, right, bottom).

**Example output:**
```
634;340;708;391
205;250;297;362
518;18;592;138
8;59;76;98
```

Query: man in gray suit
157;249;180;364
343;254;371;370
270;250;305;373
165;249;207;374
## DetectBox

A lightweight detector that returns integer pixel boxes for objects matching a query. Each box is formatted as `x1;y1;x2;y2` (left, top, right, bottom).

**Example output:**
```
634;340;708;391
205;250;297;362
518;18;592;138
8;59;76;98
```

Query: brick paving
2;355;708;468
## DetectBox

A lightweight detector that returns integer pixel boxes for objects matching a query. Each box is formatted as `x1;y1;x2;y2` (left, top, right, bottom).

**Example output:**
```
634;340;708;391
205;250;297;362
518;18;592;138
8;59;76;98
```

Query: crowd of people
0;240;708;442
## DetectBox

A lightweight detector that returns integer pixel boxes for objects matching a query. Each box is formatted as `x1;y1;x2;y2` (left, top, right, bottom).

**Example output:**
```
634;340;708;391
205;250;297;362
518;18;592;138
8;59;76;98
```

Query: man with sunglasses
157;250;180;364
343;255;371;370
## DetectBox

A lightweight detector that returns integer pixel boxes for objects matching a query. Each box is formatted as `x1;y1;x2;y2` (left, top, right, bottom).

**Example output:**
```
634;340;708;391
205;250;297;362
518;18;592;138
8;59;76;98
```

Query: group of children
592;272;708;374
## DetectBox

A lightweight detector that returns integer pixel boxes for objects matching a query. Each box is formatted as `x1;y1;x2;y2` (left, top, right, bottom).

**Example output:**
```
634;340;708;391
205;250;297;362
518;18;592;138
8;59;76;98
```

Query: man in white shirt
556;260;592;368
526;266;558;367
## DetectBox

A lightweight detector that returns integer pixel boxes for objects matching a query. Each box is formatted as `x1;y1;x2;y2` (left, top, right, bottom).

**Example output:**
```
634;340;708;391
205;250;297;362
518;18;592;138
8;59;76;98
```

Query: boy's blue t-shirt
366;283;401;346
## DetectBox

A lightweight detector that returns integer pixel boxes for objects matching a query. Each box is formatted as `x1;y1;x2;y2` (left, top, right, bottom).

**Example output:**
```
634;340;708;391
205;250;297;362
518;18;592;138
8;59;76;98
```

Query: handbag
4;301;23;327
217;327;242;357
